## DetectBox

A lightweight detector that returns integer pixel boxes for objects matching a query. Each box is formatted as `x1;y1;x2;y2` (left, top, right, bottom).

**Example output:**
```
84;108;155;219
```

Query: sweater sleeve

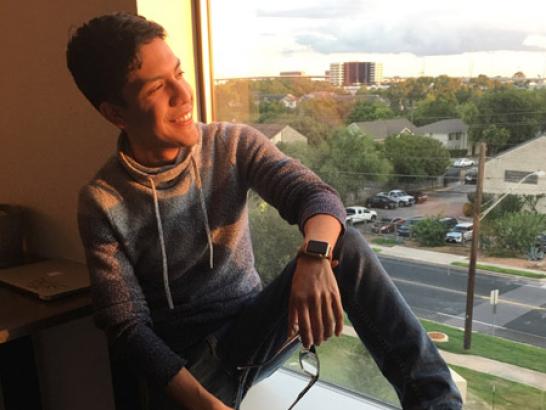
77;185;185;387
234;124;347;232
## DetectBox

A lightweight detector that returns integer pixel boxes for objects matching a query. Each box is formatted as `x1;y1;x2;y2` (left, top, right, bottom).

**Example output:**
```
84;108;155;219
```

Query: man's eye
176;70;184;79
148;83;163;94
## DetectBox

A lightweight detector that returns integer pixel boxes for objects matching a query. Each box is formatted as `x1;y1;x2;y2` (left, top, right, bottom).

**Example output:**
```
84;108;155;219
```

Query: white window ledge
241;369;397;410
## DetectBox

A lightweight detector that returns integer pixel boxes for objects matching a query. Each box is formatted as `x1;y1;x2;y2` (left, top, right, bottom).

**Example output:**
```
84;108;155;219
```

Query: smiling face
102;37;199;166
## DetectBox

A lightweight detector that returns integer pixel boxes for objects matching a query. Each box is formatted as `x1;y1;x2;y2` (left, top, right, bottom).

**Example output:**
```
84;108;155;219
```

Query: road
378;256;546;348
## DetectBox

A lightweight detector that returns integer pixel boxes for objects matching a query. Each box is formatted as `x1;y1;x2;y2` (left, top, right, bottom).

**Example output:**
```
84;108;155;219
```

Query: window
505;170;539;184
449;132;462;141
206;1;546;408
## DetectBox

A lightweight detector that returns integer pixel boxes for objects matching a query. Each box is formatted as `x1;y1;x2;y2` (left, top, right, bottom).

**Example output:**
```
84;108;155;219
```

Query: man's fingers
309;297;324;346
297;305;313;349
332;292;344;336
322;296;335;340
288;299;299;338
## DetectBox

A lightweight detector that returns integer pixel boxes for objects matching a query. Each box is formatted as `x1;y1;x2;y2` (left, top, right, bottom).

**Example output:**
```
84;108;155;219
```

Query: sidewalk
373;244;546;278
342;326;546;391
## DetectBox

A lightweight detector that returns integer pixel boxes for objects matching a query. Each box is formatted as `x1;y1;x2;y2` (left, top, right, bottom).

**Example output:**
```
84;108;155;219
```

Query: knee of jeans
336;226;372;261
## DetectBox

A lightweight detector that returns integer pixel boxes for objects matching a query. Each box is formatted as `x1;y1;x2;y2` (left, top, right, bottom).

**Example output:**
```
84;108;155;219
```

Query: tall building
328;61;383;86
371;62;383;84
328;63;344;86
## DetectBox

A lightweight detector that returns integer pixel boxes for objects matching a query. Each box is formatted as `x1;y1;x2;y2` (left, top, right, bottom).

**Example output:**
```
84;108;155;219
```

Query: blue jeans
153;227;462;409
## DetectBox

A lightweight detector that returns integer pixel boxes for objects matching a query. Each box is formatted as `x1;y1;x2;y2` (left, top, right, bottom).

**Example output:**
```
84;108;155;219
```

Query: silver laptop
0;259;90;300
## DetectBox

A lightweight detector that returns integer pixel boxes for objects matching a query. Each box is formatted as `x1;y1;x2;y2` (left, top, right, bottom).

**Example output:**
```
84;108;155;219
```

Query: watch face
307;240;329;256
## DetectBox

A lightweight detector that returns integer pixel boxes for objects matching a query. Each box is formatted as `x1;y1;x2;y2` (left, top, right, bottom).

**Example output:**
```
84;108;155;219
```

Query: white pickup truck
345;206;377;224
378;190;415;207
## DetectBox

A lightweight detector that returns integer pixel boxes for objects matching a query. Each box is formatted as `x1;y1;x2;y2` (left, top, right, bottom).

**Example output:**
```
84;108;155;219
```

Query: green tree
411;94;460;126
481;212;546;257
469;88;541;152
383;134;451;181
413;218;449;246
257;100;288;123
345;100;395;124
248;195;301;284
478;125;510;155
318;128;393;201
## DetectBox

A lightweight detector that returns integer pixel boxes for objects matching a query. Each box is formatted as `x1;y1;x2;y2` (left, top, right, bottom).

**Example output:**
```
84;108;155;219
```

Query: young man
67;12;462;410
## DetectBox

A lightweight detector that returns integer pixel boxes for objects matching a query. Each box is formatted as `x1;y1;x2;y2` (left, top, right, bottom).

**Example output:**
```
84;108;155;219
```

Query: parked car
407;190;428;204
445;222;473;243
345;206;377;224
453;158;475;168
366;195;398;209
535;232;546;252
439;217;459;231
397;216;425;237
385;190;415;207
464;171;478;185
372;217;405;234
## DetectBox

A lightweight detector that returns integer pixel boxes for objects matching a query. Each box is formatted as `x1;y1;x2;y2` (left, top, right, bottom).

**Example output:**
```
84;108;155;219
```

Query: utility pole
464;142;486;350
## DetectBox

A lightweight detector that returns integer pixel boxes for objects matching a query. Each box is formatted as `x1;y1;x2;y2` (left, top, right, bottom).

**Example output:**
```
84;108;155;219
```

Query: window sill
241;368;398;410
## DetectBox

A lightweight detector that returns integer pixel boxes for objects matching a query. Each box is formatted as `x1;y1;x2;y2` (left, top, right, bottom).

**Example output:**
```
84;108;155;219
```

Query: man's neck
126;140;181;167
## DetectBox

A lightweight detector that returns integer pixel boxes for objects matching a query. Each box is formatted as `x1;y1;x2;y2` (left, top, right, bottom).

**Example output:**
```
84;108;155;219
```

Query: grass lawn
451;261;546;279
284;335;400;407
451;365;546;410
371;237;400;247
284;332;545;409
421;319;546;374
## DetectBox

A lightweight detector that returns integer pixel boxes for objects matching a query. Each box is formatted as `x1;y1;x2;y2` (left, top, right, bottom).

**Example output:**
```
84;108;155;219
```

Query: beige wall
484;136;546;212
1;3;147;410
0;0;137;263
0;0;202;263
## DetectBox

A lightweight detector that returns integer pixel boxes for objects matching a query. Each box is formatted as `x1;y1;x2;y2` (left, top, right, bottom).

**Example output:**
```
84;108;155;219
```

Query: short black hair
66;12;165;110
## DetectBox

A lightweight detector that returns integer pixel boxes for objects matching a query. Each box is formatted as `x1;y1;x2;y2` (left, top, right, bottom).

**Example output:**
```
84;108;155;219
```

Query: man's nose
169;79;192;106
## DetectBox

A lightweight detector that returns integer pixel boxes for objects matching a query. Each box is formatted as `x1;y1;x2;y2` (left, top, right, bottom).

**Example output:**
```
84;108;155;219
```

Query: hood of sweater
115;127;214;310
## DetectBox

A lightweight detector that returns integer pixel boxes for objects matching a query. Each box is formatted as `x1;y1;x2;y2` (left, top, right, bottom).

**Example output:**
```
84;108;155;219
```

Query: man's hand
166;367;234;410
288;254;344;348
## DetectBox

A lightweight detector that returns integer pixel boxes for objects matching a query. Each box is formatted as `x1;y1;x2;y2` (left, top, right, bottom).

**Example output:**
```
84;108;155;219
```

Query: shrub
481;212;546;257
413;218;448;246
462;202;473;217
468;193;523;219
248;195;301;284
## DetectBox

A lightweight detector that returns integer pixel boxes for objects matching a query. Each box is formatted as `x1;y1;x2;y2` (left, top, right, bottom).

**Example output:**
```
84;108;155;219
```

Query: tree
478;125;510;155
383;134;451;181
411;94;460;126
257;100;288;123
317;128;393;201
481;212;546;257
248;195;301;284
468;88;541;152
413;218;448;246
345;100;395;124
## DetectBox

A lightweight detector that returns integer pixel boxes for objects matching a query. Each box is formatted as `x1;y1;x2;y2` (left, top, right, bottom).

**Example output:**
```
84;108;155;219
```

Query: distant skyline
210;0;546;79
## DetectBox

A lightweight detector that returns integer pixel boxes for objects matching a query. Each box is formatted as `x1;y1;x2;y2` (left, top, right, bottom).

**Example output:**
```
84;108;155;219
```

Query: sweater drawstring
191;155;214;269
149;177;174;310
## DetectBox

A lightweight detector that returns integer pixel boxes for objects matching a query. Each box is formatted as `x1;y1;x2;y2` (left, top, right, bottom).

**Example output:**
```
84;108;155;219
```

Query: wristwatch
299;240;332;260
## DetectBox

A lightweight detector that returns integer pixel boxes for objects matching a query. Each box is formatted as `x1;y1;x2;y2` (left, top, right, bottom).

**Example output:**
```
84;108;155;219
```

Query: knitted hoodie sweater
77;122;346;387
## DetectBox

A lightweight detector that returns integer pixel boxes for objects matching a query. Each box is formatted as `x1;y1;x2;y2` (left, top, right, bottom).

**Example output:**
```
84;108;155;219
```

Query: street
379;256;546;348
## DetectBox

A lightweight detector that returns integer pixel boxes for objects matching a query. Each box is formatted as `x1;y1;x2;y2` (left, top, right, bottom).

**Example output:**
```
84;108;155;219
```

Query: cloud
523;35;546;50
294;23;537;56
256;1;369;19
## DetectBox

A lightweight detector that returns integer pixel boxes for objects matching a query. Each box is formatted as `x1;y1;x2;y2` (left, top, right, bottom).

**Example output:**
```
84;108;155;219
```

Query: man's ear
99;101;127;129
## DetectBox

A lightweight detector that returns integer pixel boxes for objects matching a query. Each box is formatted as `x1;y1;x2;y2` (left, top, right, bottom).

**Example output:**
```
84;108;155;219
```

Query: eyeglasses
234;336;320;410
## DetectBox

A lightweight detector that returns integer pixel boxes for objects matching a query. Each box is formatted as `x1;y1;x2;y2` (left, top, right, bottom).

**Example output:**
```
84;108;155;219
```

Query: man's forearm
166;367;232;410
303;214;342;250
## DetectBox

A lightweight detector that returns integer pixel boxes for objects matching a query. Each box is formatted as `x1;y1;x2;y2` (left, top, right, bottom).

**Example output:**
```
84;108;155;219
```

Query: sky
210;0;546;79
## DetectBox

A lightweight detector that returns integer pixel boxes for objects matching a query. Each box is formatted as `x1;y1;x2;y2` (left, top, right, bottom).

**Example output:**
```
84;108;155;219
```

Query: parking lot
352;185;474;251
362;186;471;222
